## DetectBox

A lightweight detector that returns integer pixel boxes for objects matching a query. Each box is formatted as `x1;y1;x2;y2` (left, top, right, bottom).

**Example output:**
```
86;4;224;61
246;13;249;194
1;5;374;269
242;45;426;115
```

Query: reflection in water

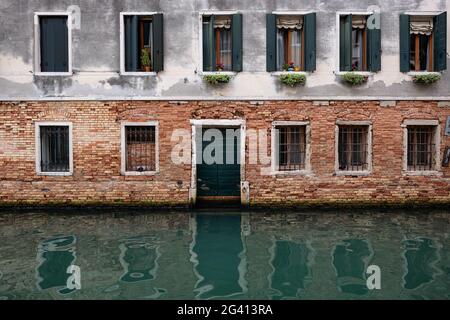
119;236;160;283
0;211;448;299
269;240;313;299
190;214;247;299
332;239;373;295
36;235;77;295
403;238;441;290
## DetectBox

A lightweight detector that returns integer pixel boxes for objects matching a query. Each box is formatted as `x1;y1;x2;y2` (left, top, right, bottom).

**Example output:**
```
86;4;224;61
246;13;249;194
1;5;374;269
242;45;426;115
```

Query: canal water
0;210;449;300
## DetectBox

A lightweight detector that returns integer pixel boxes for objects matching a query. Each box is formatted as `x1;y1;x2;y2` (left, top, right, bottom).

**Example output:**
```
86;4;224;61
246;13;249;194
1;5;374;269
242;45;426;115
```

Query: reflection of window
400;13;447;72
36;123;72;175
125;126;156;172
202;14;243;72
276;16;303;71
338;125;369;172
407;126;437;171
276;126;306;171
121;13;164;73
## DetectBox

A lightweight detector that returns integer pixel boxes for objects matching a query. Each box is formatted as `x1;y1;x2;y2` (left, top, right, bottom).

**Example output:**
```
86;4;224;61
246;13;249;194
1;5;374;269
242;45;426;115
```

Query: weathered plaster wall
0;0;449;100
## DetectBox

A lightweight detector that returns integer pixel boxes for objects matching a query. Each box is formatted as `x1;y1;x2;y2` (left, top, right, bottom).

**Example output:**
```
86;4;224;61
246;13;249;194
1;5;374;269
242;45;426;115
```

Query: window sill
120;72;157;76
200;71;237;76
34;72;73;77
407;71;442;76
335;71;374;76
122;171;159;176
37;172;73;176
271;170;312;176
271;71;310;76
402;170;442;176
335;171;371;177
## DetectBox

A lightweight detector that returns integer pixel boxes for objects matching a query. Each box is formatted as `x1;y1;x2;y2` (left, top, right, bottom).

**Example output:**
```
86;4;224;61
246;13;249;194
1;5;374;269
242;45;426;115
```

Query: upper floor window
202;13;242;72
400;12;447;72
339;14;381;72
120;13;164;74
267;13;316;72
34;13;71;74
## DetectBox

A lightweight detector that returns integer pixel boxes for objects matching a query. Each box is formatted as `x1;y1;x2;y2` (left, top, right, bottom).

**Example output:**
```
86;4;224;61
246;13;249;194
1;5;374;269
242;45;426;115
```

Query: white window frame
335;11;375;75
198;10;238;76
402;119;441;175
335;120;373;176
34;12;73;76
119;12;159;76
120;121;159;176
271;121;312;175
35;121;73;176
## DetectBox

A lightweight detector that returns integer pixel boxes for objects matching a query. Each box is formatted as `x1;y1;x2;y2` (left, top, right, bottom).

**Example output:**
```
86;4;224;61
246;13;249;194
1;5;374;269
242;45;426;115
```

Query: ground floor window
274;125;307;172
122;123;158;174
407;126;437;171
338;125;369;172
36;123;72;175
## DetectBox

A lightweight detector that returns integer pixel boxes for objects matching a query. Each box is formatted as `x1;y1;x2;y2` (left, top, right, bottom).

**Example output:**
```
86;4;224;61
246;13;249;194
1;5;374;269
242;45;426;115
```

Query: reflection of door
197;127;240;197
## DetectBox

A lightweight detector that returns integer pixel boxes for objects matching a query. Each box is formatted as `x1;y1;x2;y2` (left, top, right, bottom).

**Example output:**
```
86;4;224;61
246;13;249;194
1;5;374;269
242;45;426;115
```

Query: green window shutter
434;12;447;72
40;17;68;72
202;16;216;71
266;13;277;72
367;14;381;72
152;13;164;72
124;15;139;72
304;13;316;72
399;14;410;72
340;15;352;71
232;13;243;72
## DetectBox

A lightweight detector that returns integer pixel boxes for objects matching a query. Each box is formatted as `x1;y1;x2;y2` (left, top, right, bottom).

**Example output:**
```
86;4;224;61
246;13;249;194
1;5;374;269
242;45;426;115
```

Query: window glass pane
352;29;363;71
289;30;302;69
277;126;306;171
219;29;232;71
125;126;156;172
338;126;368;172
40;126;70;172
407;126;435;171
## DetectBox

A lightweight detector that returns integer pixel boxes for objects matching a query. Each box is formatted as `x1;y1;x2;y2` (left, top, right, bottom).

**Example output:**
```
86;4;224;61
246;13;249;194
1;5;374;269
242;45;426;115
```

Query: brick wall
0;100;449;207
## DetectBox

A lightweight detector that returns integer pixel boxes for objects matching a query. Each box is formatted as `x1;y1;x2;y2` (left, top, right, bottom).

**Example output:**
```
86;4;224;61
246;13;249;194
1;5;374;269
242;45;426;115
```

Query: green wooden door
197;128;241;197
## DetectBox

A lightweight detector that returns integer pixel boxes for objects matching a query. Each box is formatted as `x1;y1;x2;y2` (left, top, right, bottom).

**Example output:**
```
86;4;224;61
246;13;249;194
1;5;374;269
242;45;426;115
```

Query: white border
119;12;159;76
197;11;239;76
334;120;373;176
35;121;73;176
402;119;441;175
120;121;160;176
271;121;312;176
189;119;246;205
34;12;73;76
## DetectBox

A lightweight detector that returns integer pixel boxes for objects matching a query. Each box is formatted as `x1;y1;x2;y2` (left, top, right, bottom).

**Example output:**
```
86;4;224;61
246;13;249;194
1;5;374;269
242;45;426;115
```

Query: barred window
277;126;306;171
338;125;369;171
125;126;156;172
407;126;436;171
39;126;70;173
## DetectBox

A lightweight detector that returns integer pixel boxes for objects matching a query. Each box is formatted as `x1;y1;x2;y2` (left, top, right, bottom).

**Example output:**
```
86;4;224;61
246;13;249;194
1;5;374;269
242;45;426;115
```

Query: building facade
0;0;449;207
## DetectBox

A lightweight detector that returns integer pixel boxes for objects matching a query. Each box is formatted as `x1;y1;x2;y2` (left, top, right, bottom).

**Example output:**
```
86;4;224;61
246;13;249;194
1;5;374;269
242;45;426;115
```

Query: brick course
1;100;450;207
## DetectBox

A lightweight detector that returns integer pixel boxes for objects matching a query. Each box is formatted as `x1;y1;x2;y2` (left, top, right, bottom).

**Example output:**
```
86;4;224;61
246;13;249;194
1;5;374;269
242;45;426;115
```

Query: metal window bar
40;126;70;172
125;126;156;172
407;126;435;171
278;126;306;171
338;126;368;171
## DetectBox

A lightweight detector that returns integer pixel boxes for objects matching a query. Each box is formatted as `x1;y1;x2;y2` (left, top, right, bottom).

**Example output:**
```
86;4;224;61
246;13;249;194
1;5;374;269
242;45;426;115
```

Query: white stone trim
35;121;73;176
34;12;73;76
271;121;312;175
119;12;159;76
189;119;246;205
402;119;441;175
120;121;160;176
334;121;373;176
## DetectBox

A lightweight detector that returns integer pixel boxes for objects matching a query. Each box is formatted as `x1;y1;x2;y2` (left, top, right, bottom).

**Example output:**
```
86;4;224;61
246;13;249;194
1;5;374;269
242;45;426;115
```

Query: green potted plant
341;72;368;86
203;74;231;85
279;73;306;87
141;49;152;72
412;73;441;85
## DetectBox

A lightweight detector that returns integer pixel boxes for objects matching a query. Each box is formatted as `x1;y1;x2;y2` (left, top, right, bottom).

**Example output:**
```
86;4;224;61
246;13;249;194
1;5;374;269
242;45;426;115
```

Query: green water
0;210;449;300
